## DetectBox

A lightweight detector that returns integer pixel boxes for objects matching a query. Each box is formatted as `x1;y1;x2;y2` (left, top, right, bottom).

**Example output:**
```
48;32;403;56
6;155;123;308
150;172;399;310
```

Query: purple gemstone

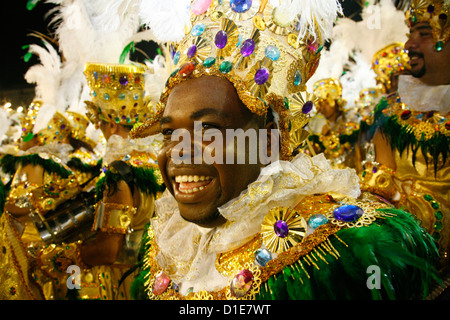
60;124;66;129
119;76;128;86
372;166;378;173
427;5;434;13
254;68;269;85
215;30;228;49
187;45;197;59
240;39;255;57
302;101;313;114
274;220;289;238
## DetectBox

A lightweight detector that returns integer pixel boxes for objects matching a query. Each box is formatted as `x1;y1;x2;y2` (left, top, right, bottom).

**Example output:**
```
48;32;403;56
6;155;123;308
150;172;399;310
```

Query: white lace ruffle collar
398;75;450;114
151;153;361;295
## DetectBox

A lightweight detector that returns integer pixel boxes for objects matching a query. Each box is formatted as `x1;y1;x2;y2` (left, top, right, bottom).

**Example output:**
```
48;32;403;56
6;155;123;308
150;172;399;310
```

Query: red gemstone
152;271;170;295
401;110;411;120
445;121;450;130
178;62;196;77
230;269;254;298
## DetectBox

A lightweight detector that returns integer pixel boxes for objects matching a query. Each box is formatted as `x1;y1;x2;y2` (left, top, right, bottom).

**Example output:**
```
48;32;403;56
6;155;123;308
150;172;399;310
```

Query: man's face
405;22;450;84
157;76;266;228
317;98;337;120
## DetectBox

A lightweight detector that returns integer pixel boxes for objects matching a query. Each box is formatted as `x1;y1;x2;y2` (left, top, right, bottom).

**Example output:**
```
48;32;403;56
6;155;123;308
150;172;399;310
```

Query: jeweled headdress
131;0;342;160
371;42;409;92
84;63;154;126
405;0;450;51
312;78;344;102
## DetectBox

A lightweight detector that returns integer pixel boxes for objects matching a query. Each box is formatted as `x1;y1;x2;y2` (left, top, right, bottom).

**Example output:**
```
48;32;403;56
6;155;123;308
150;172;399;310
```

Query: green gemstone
411;15;417;23
115;117;120;124
423;194;433;201
434;41;443;52
284;97;290;109
362;171;366;177
219;61;233;74
434;221;442;231
435;211;443;220
203;57;216;68
432;232;441;241
431;201;440;209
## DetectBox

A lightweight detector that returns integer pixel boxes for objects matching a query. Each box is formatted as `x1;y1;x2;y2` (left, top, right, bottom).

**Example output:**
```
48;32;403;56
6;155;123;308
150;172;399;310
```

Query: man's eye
202;123;220;130
162;128;174;136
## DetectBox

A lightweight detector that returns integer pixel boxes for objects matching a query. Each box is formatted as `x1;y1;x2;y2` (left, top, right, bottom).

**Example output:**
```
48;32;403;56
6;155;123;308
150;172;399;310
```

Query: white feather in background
307;0;408;109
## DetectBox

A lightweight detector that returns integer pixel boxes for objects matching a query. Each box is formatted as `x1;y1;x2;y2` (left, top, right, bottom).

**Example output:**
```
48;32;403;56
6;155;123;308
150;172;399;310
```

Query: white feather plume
143;55;171;106
138;0;191;42
24;41;62;107
281;0;343;41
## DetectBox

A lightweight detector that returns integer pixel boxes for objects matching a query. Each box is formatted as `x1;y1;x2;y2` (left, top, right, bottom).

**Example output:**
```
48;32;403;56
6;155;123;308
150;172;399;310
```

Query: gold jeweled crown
36;111;72;146
130;0;341;160
371;42;409;92
312;78;344;102
20;101;41;142
20;101;72;145
84;63;154;127
406;0;450;51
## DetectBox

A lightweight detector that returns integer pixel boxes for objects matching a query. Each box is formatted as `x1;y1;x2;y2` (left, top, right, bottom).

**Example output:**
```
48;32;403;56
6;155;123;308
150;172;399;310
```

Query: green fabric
131;208;441;300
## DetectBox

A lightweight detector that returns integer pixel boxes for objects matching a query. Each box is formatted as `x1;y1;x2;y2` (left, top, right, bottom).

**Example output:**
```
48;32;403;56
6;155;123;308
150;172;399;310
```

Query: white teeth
175;175;213;193
175;175;212;183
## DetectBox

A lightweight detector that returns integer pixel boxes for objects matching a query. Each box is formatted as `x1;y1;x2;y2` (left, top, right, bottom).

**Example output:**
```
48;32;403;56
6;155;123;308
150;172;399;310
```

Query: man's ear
110;122;119;134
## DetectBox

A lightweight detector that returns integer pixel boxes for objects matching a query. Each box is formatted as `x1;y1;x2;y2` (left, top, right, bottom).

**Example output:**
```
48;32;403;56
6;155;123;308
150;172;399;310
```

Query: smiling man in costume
130;0;441;300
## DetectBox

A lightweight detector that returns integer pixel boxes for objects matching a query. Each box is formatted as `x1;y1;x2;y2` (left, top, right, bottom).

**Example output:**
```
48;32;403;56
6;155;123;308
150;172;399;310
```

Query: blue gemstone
255;248;272;267
91;91;97;97
119;93;125;100
191;24;206;36
294;70;302;86
173;51;181;64
308;214;328;229
265;45;280;61
230;0;252;13
93;71;98;80
103;93;110;100
333;205;364;222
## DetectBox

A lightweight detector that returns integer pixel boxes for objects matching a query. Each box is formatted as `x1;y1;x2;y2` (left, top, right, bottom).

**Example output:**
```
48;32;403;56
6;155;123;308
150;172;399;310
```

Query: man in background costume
37;62;164;300
359;0;450;298
130;0;440;300
307;78;360;169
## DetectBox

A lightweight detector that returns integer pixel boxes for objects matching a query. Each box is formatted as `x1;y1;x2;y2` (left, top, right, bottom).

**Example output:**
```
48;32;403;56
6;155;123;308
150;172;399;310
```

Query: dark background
0;0;402;106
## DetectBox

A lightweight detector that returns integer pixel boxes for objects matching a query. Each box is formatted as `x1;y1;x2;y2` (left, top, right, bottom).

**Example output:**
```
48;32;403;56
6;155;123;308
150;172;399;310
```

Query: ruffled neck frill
151;152;361;295
398;75;450;114
102;133;162;165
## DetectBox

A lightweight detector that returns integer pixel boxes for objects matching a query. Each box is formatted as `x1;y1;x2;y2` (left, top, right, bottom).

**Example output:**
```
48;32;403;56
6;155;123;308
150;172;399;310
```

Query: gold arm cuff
92;202;137;234
359;162;397;200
